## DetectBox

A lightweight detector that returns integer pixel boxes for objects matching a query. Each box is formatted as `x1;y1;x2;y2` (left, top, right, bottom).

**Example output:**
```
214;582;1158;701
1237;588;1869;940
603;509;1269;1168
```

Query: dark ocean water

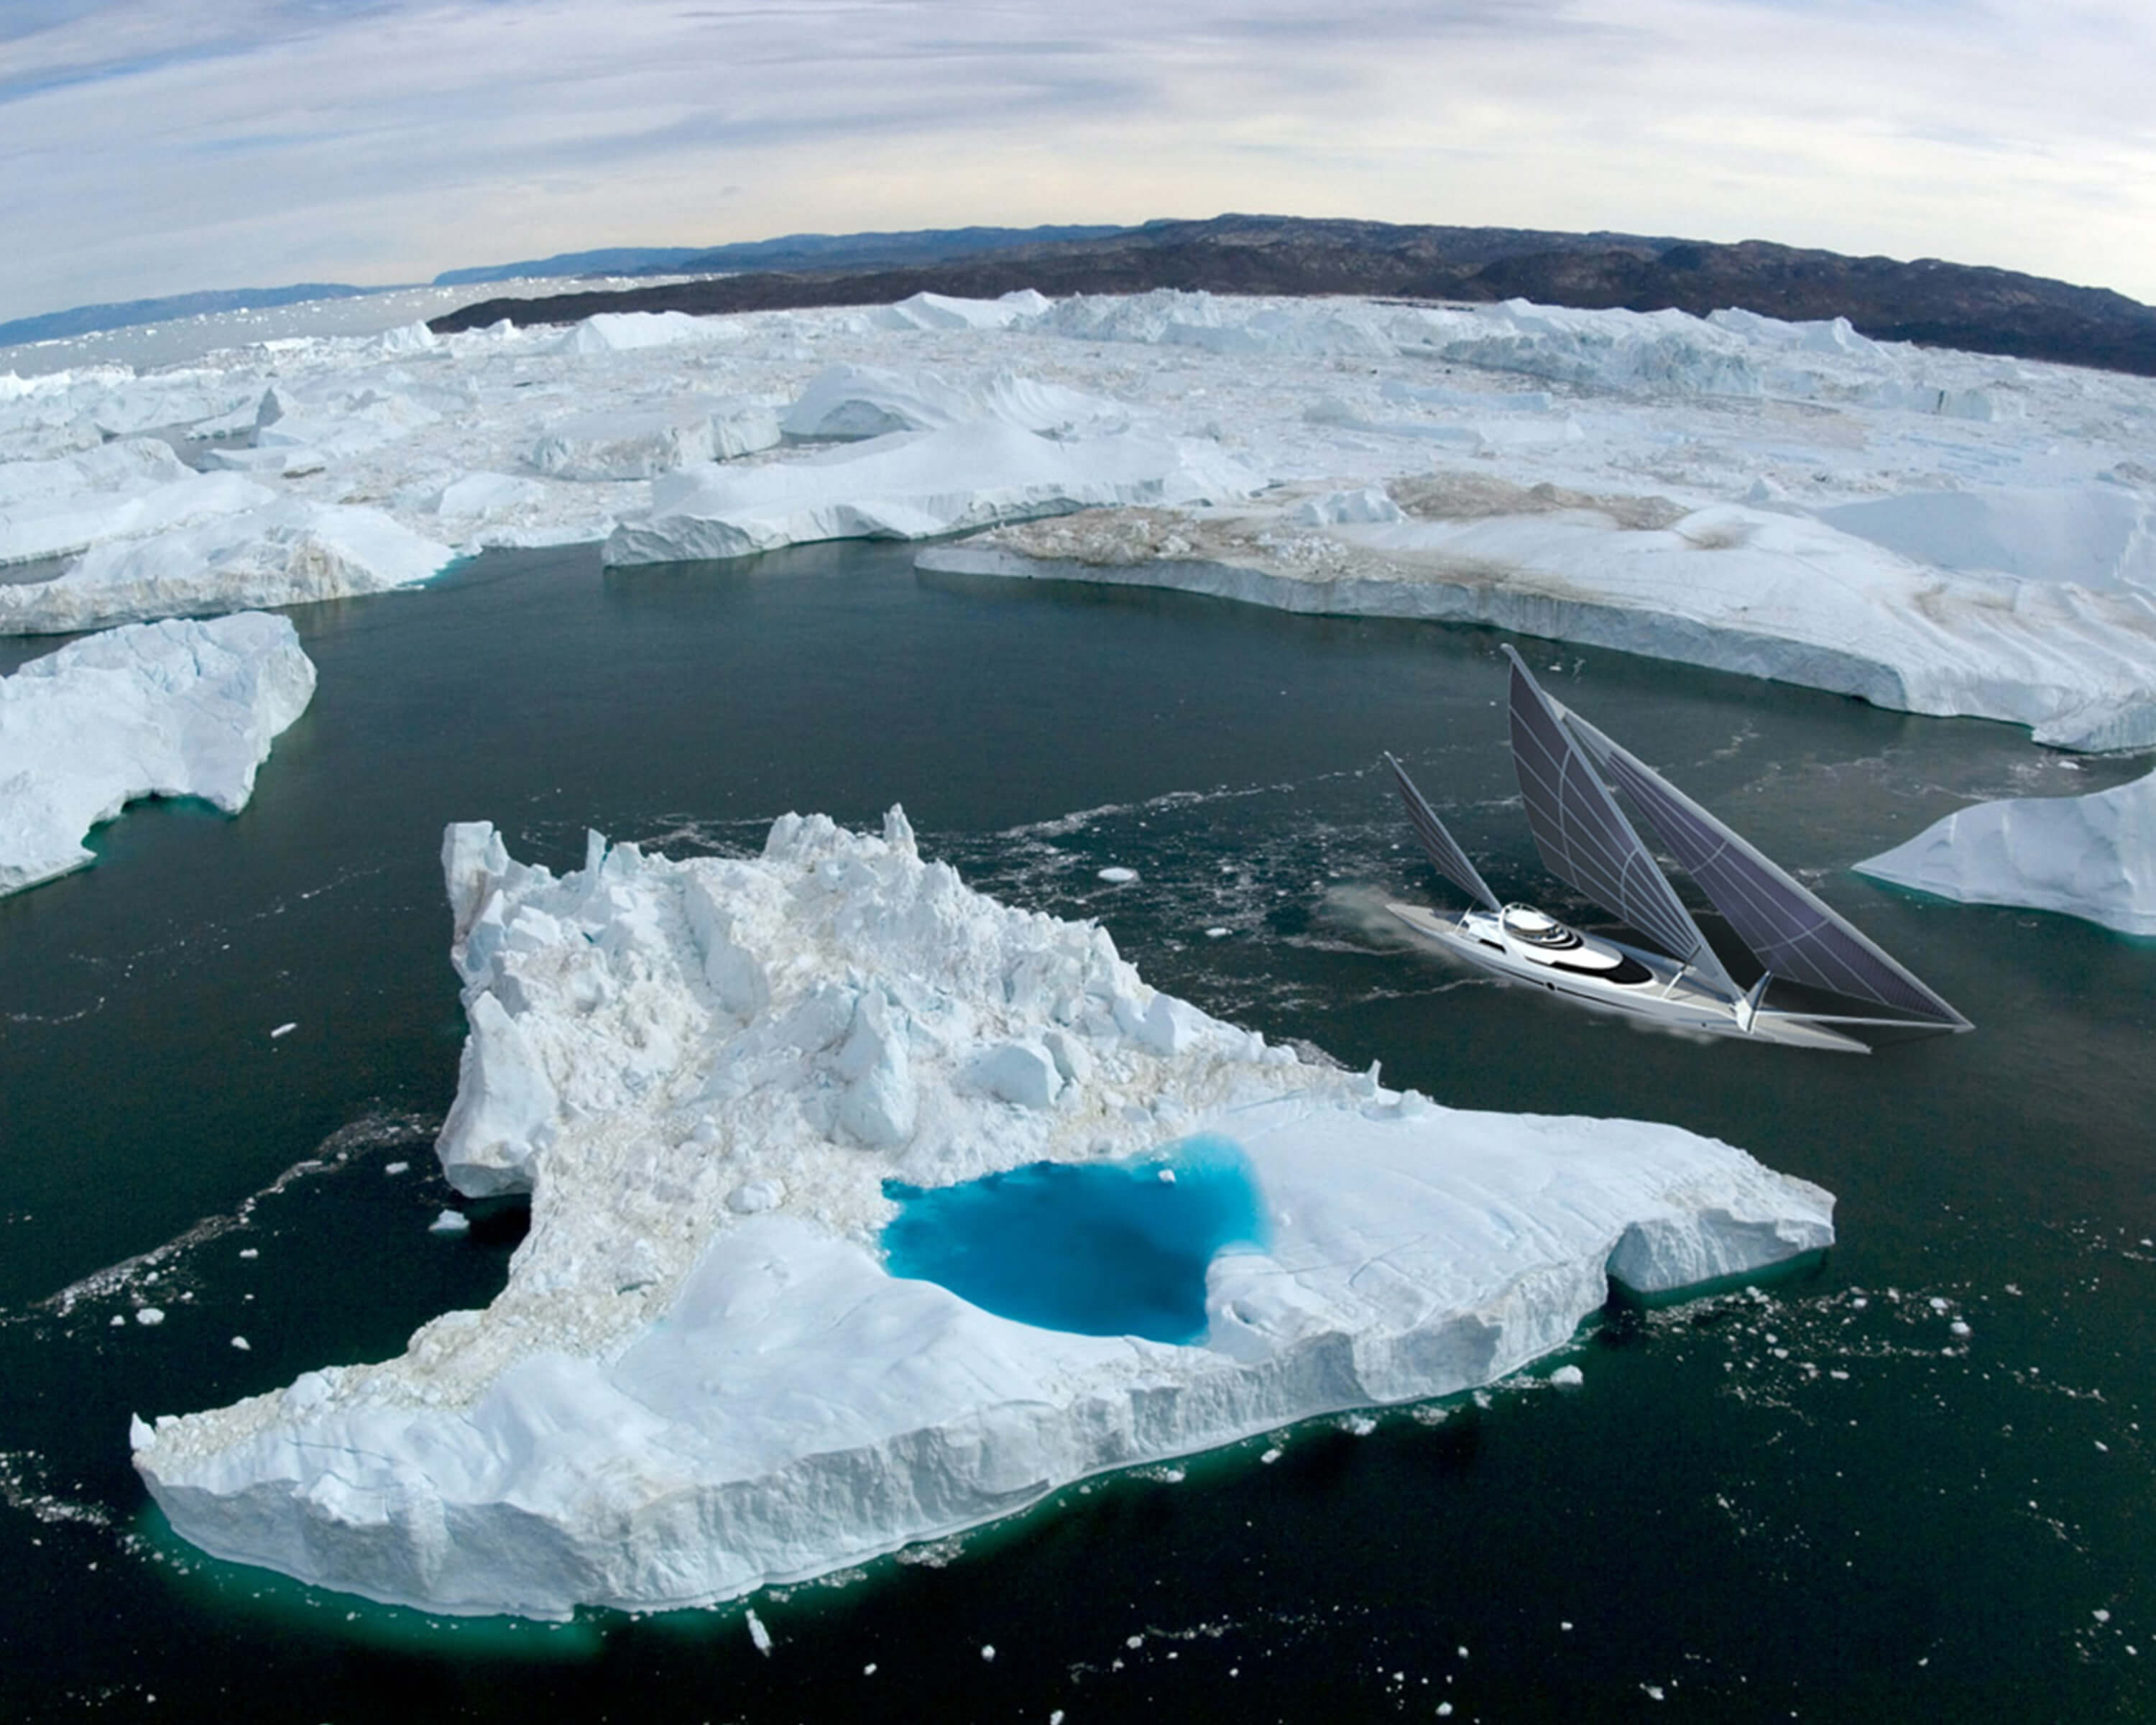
2;542;2152;1721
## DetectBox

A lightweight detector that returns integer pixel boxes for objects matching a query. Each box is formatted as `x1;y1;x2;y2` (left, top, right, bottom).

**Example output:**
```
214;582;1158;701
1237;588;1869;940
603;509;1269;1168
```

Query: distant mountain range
429;213;2156;380
14;216;2156;380
431;224;1130;286
0;282;379;349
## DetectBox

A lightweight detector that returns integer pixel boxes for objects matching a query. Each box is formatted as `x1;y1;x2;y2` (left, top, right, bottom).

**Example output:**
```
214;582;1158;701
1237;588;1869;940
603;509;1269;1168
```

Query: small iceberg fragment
134;807;1833;1619
1855;767;2156;936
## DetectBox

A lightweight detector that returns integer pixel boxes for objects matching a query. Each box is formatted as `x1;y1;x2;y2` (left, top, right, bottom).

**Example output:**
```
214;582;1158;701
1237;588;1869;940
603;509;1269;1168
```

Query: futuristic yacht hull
1386;902;1872;1053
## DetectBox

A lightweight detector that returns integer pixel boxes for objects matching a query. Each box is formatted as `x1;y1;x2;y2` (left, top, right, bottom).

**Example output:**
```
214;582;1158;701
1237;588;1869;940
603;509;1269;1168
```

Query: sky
1;0;2153;323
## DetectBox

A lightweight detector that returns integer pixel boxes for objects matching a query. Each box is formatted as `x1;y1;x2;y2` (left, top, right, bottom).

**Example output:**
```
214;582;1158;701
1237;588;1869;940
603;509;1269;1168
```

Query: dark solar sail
1503;648;1736;993
1564;713;1970;1026
1384;753;1500;911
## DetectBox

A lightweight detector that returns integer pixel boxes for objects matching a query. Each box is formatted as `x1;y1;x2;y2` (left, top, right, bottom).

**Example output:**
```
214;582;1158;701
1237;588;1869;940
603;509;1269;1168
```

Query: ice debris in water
130;808;1835;1619
427;1210;469;1236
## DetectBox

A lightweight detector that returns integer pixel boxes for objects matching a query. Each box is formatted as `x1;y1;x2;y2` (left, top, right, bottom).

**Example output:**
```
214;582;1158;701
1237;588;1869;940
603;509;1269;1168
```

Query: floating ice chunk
604;420;1257;566
428;1210;471;1236
1551;1364;1584;1387
557;311;734;354
1097;865;1138;883
136;1308;165;1325
270;1022;297;1039
865;290;1051;332
528;400;780;479
231;1336;251;1351
1855;767;2156;935
745;1607;772;1654
0;500;455;635
0;612;315;896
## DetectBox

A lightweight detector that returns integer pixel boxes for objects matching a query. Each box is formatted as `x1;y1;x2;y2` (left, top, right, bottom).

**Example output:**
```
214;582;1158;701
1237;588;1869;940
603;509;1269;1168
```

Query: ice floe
1855;768;2156;935
133;809;1833;1617
0;611;315;894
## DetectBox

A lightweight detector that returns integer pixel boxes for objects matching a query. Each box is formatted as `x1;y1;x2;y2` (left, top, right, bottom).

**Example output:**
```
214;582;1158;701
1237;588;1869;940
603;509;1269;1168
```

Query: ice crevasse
133;808;1834;1619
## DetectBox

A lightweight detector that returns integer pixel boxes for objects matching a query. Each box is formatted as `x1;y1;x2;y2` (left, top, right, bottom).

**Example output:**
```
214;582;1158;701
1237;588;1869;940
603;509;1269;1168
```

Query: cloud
0;0;2152;322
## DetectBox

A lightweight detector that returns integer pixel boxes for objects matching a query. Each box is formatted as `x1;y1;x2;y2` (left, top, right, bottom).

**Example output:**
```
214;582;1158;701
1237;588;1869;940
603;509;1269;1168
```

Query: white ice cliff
132;809;1834;1618
0;611;315;894
1855;768;2156;936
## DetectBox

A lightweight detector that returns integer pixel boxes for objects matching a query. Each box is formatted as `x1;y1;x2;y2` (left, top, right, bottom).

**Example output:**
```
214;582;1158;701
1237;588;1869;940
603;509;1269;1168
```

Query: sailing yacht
1384;646;1971;1053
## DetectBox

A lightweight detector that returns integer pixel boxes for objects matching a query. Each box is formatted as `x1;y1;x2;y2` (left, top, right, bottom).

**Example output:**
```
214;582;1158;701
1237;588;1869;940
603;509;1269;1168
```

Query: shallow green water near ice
2;541;2153;1721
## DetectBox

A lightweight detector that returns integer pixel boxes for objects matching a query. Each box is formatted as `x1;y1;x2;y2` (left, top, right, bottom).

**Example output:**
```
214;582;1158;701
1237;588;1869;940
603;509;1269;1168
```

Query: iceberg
0;611;315;895
865;289;1051;331
923;497;2156;750
133;809;1833;1619
604;420;1258;565
529;400;781;479
0;499;456;635
1854;768;2156;936
557;311;737;354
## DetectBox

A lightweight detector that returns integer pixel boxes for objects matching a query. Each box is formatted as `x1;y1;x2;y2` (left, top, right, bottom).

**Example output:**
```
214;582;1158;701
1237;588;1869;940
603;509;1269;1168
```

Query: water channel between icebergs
1;539;2152;1721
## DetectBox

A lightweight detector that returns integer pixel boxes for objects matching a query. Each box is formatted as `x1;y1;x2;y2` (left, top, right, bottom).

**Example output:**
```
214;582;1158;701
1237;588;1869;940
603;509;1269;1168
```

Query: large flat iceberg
0;611;315;894
134;809;1833;1618
923;493;2156;750
1854;768;2156;935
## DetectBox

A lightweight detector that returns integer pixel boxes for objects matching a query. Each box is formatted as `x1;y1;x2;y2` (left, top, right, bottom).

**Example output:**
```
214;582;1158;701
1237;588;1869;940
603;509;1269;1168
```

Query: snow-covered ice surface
132;809;1833;1619
0;611;315;894
0;284;2150;746
1855;768;2156;935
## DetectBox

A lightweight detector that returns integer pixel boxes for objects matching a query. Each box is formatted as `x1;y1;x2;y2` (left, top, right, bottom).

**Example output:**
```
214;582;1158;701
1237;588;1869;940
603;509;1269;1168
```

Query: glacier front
132;808;1833;1619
